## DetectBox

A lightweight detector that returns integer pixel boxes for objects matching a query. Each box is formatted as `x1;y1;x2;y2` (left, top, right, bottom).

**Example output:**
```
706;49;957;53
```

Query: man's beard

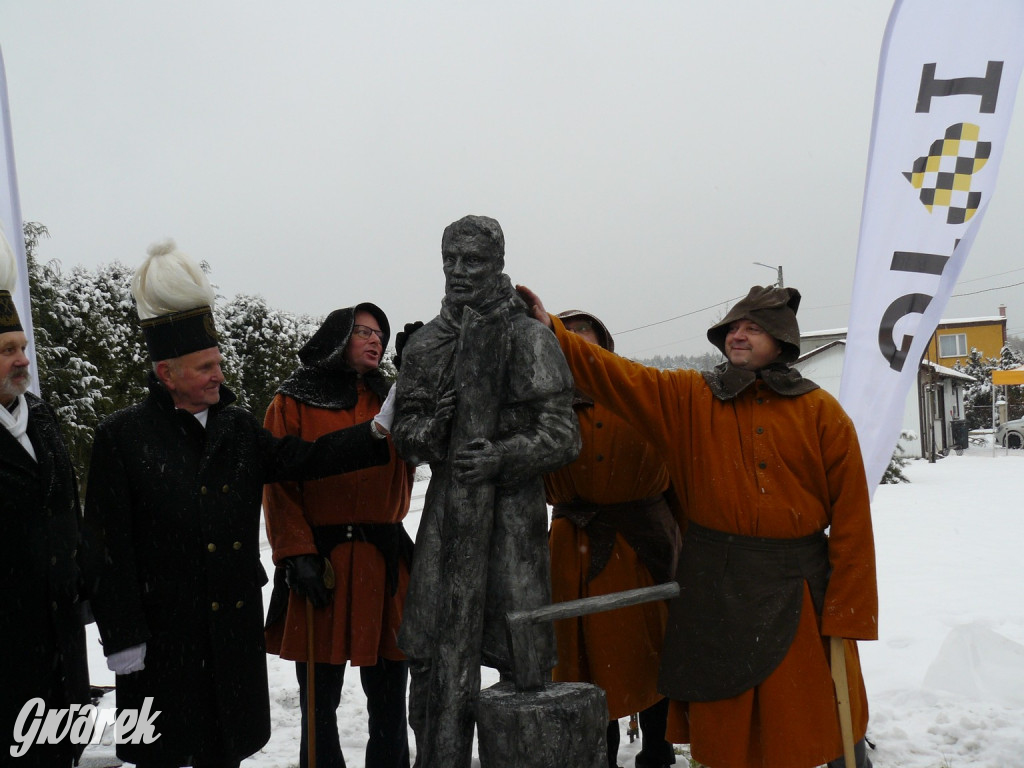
0;369;30;402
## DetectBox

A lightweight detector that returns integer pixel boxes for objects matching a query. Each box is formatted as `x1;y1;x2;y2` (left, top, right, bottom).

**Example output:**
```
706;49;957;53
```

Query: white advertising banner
840;0;1024;492
0;45;38;395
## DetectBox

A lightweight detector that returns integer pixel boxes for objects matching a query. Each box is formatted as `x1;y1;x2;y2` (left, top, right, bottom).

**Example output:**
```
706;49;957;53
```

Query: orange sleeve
262;395;316;564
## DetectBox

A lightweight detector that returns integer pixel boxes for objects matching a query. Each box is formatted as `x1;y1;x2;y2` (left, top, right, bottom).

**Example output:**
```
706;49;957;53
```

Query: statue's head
441;215;505;310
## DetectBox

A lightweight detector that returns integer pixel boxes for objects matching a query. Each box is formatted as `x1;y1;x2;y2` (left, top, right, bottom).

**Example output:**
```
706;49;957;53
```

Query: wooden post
305;600;317;768
830;636;857;767
505;583;680;690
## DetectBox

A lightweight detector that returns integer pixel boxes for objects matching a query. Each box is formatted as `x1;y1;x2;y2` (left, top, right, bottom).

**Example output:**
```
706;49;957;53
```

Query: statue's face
442;235;503;309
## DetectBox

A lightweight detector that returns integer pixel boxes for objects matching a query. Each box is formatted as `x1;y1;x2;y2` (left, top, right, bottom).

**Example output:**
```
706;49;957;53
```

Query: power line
957;265;1024;285
615;272;1023;348
952;279;1024;298
614;294;746;335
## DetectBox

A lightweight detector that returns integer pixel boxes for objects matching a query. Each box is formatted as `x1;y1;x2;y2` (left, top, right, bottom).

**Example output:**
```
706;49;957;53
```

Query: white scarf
0;395;36;461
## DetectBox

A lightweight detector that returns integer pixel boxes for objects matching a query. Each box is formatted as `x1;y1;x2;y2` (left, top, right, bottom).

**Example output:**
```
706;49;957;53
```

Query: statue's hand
452;437;502;485
433;389;457;426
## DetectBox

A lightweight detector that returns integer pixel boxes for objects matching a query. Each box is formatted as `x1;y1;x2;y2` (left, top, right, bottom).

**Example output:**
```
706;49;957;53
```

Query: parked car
996;416;1024;449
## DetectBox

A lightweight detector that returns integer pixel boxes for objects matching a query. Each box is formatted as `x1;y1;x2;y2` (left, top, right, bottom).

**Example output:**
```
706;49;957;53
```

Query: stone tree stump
477;681;608;768
475;582;680;768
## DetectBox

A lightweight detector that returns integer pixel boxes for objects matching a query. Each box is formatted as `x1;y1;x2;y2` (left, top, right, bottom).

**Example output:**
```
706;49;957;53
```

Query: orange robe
263;381;413;666
545;401;672;719
550;315;878;768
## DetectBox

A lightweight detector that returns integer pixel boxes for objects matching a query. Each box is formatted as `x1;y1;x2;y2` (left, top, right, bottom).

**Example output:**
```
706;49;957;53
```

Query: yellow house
923;311;1007;368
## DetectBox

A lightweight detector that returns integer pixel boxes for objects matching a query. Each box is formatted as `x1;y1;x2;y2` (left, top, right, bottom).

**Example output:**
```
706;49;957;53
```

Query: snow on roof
797;339;846;362
802;316;1005;340
797;342;975;381
924;360;975;382
936;316;1006;326
802;327;848;338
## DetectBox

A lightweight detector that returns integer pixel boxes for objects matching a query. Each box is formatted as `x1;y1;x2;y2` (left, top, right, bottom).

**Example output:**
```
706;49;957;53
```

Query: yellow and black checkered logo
902;122;990;225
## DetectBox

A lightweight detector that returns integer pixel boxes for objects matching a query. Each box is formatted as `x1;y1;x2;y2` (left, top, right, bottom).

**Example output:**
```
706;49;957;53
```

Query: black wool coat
1;393;90;767
85;375;390;766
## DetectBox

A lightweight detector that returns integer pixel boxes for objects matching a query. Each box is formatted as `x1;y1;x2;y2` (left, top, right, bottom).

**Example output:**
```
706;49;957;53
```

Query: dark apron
658;521;829;702
551;494;681;584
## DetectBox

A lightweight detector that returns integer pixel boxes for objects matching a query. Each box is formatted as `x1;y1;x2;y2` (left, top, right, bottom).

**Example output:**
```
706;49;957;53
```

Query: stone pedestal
476;681;607;768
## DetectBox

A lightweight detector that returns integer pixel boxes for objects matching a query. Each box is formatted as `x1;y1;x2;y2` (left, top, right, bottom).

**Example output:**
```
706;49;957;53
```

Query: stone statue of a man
393;215;580;768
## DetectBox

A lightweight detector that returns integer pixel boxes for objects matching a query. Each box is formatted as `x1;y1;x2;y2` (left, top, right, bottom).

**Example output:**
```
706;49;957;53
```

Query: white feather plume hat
132;238;219;361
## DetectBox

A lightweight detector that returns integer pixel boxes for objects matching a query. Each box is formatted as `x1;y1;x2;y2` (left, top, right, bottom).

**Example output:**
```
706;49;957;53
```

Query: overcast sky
4;1;1024;359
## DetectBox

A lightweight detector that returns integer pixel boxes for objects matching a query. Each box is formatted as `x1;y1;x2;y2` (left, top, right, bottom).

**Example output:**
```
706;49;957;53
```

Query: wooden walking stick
306;598;317;768
305;558;335;768
830;636;857;767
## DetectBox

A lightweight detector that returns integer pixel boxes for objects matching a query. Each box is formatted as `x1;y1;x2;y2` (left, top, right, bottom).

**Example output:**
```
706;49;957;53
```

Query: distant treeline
635;351;725;371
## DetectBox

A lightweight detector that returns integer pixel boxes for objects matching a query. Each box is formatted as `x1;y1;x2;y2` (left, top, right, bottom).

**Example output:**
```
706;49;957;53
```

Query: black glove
284;554;332;609
394;321;424;370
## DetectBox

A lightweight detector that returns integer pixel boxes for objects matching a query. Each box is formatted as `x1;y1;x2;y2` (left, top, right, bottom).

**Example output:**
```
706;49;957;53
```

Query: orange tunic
263;382;413;666
545;401;672;719
551;316;878;768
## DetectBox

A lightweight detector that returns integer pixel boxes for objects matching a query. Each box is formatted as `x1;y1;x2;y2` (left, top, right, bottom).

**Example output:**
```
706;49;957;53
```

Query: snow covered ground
80;445;1024;768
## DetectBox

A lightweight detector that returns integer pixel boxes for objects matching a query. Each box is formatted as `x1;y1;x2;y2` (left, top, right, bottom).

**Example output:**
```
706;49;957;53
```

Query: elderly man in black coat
1;243;90;767
85;240;393;768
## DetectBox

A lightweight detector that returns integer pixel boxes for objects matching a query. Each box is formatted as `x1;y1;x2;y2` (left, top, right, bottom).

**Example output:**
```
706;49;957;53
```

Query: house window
938;333;967;358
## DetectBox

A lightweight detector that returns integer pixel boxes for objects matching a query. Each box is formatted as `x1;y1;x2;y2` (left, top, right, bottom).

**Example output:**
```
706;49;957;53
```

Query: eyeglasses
566;321;594;334
352;325;385;342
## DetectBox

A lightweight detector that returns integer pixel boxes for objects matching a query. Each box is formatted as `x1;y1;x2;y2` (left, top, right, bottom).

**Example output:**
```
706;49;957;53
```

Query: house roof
796;339;975;382
797;339;845;362
802;316;1006;339
924;361;975;382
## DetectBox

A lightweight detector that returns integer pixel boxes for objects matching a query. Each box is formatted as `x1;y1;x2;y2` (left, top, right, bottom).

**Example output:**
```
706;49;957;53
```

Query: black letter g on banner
878;293;933;372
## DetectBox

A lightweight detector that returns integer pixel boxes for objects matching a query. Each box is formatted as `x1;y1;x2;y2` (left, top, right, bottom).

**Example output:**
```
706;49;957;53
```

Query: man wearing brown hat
1;233;90;767
518;284;877;768
546;309;680;768
85;240;395;768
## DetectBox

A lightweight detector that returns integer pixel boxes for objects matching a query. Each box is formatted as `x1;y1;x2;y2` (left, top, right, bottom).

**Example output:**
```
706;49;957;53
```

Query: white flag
0;45;38;395
840;0;1024;492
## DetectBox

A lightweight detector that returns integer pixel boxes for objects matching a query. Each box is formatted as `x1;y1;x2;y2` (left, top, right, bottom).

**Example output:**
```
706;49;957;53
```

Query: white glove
373;383;397;434
107;643;147;674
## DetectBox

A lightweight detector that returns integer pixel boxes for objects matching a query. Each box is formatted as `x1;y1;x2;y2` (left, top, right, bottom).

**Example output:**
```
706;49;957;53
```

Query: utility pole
753;262;784;288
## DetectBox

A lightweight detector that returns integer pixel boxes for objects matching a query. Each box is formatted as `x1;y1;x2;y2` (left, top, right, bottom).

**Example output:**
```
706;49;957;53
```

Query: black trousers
295;658;410;768
606;697;675;768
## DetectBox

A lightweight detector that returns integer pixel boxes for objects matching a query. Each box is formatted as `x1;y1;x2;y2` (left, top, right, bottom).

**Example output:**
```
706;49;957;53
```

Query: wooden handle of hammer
830;635;857;767
306;599;317;768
